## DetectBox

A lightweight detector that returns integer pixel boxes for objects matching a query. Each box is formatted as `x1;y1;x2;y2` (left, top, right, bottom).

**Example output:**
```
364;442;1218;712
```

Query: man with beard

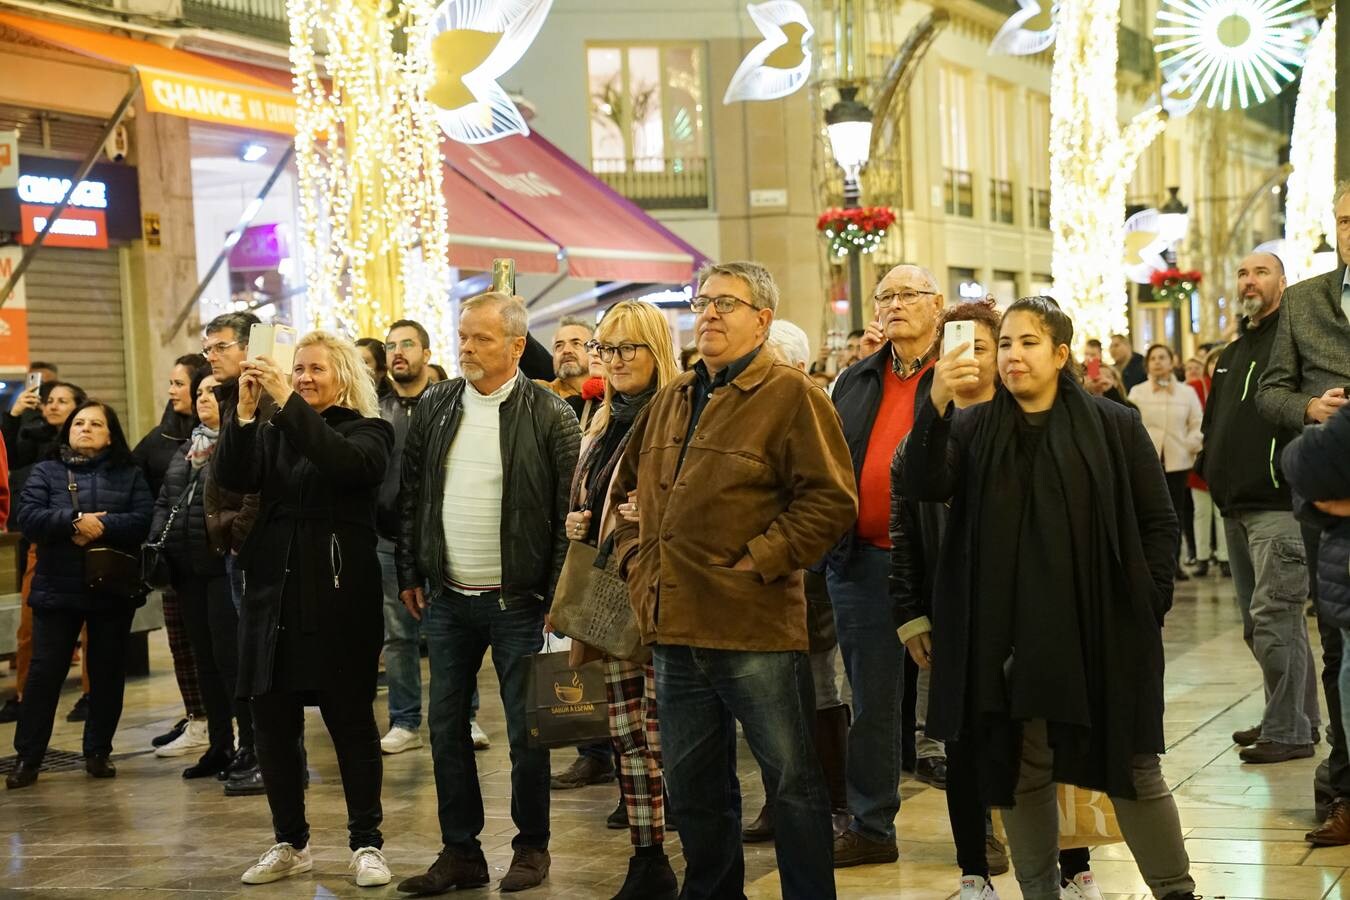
1200;252;1318;765
538;316;595;400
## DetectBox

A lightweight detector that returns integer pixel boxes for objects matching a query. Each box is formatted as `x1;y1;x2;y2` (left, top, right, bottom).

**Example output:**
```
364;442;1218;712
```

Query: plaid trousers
605;657;664;848
161;588;205;720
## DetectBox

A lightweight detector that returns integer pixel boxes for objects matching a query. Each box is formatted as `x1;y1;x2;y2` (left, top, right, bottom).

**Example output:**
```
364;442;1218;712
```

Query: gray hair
766;320;811;369
881;264;939;293
1335;180;1350;209
461;291;528;339
205;311;261;343
556;315;595;337
697;261;780;312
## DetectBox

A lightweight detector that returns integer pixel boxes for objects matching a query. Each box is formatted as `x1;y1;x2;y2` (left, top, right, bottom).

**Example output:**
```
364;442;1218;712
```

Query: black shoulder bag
141;473;198;591
67;469;147;600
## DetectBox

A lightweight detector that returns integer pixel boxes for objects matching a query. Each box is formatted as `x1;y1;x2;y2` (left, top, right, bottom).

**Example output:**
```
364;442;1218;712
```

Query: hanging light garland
287;0;452;345
1049;0;1166;348
1283;9;1335;281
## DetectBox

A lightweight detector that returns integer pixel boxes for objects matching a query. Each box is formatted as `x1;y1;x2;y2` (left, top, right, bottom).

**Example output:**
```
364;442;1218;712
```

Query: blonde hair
461;291;529;338
587;301;680;437
295;330;381;418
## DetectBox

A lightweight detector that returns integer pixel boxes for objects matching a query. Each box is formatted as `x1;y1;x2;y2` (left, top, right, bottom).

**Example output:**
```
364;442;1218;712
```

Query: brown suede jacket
611;347;857;652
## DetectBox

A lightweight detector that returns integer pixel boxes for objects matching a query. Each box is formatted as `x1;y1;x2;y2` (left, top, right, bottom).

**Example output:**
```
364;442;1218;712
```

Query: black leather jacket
395;373;581;605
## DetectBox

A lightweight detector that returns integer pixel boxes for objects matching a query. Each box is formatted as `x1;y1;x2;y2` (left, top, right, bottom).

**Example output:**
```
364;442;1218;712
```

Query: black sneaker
0;698;20;723
152;717;189;748
66;694;90;722
222;746;257;780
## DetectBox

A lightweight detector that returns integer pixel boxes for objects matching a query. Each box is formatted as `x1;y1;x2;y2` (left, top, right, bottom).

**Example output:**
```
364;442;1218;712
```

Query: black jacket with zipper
1200;307;1299;514
395;373;580;605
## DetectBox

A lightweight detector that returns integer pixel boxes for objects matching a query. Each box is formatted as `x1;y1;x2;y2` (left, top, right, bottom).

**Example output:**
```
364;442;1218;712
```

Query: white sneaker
1061;872;1104;900
241;842;313;884
961;875;1000;899
470;719;490;751
154;717;210;758
350;846;392;886
380;725;422;755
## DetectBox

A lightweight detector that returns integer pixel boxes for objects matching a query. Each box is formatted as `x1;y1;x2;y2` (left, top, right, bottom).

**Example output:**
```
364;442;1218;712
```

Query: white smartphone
247;322;298;373
25;372;42;392
944;320;976;361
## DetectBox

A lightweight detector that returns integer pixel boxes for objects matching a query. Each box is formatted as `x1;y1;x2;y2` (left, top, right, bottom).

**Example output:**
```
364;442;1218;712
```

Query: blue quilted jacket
1282;405;1350;627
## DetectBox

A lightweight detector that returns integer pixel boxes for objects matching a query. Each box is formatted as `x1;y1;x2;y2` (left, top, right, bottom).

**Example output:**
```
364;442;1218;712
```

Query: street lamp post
1158;185;1190;267
826;85;874;332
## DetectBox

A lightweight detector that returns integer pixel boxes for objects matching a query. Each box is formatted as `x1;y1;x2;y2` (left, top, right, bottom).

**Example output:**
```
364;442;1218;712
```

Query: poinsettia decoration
1149;268;1203;305
817;206;896;257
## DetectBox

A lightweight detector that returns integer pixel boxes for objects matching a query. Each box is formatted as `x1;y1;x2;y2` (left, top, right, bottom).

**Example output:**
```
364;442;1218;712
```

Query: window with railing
945;169;974;218
587;43;710;209
1029;188;1051;230
989;179;1015;224
182;0;288;43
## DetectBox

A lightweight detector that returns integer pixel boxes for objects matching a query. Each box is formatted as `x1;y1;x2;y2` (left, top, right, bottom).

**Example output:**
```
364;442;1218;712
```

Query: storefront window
586;42;708;173
189;125;303;328
991;270;1018;307
948;267;982;301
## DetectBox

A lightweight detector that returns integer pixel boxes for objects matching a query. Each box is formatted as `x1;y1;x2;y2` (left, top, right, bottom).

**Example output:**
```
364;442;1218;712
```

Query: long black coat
214;394;393;698
132;402;194;499
897;389;1177;802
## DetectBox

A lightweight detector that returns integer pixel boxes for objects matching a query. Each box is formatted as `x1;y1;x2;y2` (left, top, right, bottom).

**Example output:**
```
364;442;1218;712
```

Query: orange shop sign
0;247;31;371
140;67;296;135
19;204;109;249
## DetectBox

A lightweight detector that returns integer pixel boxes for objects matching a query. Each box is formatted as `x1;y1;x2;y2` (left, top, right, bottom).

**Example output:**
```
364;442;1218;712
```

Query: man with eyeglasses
610;261;856;899
824;264;947;867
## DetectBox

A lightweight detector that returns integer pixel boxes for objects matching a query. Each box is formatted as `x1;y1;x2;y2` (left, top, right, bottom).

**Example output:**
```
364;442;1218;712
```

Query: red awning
444;167;560;274
443;133;706;284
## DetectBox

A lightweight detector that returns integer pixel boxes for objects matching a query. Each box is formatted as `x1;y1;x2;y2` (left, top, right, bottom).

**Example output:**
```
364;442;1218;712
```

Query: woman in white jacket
1128;343;1203;580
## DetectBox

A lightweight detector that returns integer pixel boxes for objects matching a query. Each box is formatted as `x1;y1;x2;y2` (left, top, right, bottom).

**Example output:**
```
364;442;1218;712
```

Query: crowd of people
0;181;1347;900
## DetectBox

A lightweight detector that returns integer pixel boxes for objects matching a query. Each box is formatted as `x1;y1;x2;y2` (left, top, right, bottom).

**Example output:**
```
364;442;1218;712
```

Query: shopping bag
525;648;611;749
1057;784;1122;847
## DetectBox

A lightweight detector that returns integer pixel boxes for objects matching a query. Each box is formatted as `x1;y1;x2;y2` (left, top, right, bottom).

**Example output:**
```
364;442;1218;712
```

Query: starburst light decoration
1282;9;1335;281
1049;0;1165;347
427;0;553;143
723;1;814;103
288;0;453;343
1155;0;1315;110
989;0;1059;56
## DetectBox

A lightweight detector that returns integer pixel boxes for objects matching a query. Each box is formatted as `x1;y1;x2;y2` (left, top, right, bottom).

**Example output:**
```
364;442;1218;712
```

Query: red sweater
856;362;932;547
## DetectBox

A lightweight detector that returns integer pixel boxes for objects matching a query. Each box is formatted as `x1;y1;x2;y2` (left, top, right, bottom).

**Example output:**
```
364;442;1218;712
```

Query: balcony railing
182;0;289;43
591;157;709;210
944;168;974;218
1028;187;1051;230
989;178;1014;225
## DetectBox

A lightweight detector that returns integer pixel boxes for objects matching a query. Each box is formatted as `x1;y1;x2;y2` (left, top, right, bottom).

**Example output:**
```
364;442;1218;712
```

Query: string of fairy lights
286;0;453;347
1283;9;1335;282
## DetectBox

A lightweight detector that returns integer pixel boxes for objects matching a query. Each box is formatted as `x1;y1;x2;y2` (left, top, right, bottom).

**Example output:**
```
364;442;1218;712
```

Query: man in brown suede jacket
611;261;856;900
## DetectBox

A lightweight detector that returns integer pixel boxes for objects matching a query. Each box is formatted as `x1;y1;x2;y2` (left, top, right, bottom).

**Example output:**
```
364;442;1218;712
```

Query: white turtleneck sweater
441;371;518;590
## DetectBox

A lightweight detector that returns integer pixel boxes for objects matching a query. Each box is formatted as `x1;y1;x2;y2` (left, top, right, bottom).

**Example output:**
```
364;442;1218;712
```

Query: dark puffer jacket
132;401;194;499
1282;404;1350;627
15;451;154;611
149;452;221;579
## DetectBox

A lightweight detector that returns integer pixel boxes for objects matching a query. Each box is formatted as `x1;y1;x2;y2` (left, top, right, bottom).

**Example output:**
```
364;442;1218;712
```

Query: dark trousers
1164;471;1190;563
176;572;253;750
251;689;384;851
1304;523;1350;797
423;589;549;852
15;605;134;764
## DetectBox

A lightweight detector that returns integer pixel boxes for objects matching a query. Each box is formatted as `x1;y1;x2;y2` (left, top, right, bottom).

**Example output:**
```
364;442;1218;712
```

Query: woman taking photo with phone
6;400;153;789
897;297;1197;900
214;331;394;888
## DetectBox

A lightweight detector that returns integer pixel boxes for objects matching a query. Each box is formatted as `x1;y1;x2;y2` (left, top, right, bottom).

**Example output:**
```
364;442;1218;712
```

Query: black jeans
176;572;252;750
15;605;134;764
1304;523;1350;797
251;689;383;851
1164;471;1191;563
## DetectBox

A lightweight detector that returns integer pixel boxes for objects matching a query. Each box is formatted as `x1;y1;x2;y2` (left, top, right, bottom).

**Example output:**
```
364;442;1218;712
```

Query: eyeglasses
595;342;648;362
874;289;937;309
202;340;242;357
384;339;420;352
690;294;759;315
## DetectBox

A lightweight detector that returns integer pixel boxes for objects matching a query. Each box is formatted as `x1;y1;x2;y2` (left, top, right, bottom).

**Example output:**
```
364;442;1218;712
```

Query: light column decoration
825;85;874;333
1284;9;1335;281
287;0;452;342
1048;0;1166;347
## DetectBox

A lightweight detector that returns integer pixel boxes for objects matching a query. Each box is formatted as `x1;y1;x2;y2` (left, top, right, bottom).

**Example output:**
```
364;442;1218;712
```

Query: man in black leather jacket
395;292;580;896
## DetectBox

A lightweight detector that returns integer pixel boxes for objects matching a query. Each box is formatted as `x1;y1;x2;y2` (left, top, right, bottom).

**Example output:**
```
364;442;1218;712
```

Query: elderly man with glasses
822;264;947;866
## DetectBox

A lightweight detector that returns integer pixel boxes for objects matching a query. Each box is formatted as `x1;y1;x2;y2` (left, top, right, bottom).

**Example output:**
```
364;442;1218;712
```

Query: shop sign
0;247;31;371
140;67;296;136
19;204;109;249
228;223;288;270
0;155;140;242
0;131;17;190
959;281;985;300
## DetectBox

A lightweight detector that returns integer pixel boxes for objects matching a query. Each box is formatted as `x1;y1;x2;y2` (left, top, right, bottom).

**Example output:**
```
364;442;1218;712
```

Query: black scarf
577;387;656;532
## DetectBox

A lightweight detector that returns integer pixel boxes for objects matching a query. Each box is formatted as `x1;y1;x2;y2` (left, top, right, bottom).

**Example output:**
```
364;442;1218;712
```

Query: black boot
742;803;774;842
610;853;677;900
221;746;257;781
6;759;39;789
184;745;235;779
85;755;116;778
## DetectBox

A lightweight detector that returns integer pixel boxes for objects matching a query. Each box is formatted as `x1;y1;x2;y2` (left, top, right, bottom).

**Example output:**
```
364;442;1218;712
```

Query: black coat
1282;404;1350;627
149;452;222;579
214;394;393;698
897;388;1177;802
15;452;154;611
132;402;195;499
5;412;58;515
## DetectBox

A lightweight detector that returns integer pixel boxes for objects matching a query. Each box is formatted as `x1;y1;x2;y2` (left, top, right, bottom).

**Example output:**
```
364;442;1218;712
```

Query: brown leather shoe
832;829;898;868
549;755;614;790
395;847;488;894
1231;724;1261;746
985;833;1009;876
500;847;550;892
742;803;774;842
1307;799;1350;846
1239;740;1314;764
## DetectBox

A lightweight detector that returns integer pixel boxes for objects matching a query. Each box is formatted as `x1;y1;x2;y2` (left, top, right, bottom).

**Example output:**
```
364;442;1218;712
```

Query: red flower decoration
581;376;606;401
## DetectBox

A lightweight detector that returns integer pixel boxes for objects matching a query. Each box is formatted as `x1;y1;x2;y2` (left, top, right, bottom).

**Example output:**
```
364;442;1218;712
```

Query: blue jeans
378;541;423;731
827;545;903;841
654;644;834;900
423;588;549;851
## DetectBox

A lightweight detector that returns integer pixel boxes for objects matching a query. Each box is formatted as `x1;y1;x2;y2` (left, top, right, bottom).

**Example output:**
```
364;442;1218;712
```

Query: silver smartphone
25;372;41;392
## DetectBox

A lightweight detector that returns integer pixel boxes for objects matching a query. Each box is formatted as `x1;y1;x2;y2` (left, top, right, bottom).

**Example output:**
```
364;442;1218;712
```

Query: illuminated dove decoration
1122;207;1173;284
723;1;814;104
428;0;553;144
989;0;1058;56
